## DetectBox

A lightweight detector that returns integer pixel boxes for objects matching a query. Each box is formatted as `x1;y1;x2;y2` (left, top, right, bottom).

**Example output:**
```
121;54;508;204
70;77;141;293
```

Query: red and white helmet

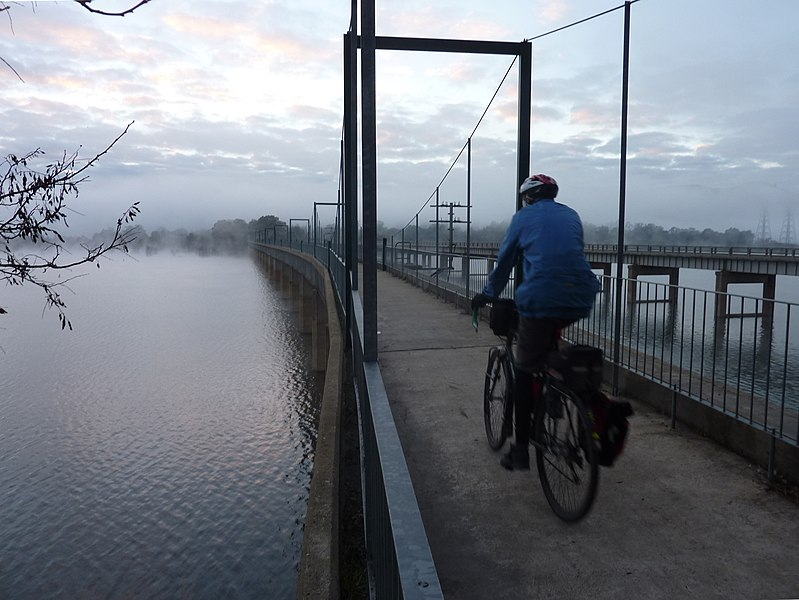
519;174;558;202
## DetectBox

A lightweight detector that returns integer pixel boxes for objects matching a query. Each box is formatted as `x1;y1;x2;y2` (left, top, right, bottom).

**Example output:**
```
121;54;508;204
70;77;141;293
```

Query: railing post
671;386;678;430
768;428;776;487
466;136;472;302
401;228;405;275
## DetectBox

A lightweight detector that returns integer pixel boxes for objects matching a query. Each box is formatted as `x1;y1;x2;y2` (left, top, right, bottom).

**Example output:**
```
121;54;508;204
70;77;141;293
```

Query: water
0;254;321;599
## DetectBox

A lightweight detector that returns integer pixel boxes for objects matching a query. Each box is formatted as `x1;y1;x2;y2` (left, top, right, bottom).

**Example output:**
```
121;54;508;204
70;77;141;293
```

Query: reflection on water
0;254;321;599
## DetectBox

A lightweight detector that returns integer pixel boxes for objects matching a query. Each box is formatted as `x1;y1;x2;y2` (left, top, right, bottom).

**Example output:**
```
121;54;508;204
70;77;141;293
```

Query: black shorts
514;316;574;374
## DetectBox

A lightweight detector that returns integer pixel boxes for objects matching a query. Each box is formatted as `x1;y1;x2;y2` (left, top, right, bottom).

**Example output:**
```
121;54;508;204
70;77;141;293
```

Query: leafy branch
1;124;141;329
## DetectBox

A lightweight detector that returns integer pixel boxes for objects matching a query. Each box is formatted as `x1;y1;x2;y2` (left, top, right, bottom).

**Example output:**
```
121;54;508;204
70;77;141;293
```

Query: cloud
2;0;798;237
537;0;570;23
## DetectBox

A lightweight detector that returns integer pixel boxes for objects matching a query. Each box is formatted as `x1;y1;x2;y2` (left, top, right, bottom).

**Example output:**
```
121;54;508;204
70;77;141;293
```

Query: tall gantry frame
344;3;532;361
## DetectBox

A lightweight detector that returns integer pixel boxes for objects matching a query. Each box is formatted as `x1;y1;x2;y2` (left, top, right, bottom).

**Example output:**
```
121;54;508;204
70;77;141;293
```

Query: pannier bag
589;391;633;467
489;299;518;336
547;345;604;392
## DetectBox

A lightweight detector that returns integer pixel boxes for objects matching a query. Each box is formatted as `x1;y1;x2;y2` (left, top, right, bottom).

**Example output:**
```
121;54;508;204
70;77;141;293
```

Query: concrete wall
614;366;799;488
251;245;344;600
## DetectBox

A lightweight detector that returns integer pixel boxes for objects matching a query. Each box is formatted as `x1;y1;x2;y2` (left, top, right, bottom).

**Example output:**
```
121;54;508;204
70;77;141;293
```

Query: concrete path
374;268;799;600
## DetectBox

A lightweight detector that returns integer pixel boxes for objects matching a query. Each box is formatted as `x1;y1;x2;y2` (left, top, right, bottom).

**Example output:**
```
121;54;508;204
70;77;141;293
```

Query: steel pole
361;0;378;361
415;214;419;270
515;41;532;292
466;136;472;301
612;1;632;394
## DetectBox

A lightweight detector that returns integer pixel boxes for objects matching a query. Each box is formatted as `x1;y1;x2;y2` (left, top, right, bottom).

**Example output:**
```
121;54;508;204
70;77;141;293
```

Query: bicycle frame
481;301;599;522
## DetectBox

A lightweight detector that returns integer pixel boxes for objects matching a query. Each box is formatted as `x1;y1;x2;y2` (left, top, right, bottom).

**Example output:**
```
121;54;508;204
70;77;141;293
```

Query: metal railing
577;278;798;446
264;238;798;600
585;244;799;257
379;244;799;448
262;239;444;599
408;241;799;258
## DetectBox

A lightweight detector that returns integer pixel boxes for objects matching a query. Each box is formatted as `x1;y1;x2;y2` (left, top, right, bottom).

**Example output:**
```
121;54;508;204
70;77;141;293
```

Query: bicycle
475;299;600;522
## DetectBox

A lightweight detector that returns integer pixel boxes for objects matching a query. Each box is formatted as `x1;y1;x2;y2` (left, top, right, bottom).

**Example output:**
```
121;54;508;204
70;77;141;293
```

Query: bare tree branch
0;55;23;82
2;1;155;80
73;0;154;17
71;121;134;179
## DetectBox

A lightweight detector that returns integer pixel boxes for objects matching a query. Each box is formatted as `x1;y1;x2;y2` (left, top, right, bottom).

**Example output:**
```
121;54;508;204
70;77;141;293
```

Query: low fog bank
62;217;793;259
65;216;287;257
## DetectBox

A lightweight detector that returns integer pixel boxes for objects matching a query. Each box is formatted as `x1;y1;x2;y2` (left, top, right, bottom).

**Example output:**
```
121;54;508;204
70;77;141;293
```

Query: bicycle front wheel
534;381;599;522
483;347;513;450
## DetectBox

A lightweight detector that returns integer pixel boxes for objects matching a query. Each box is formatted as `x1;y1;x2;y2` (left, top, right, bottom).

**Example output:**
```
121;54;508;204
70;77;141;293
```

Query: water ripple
0;255;320;599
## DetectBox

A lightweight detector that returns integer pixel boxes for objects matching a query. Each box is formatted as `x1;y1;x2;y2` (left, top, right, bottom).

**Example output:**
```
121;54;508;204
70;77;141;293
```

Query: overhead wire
526;0;641;42
392;54;519;234
365;0;646;236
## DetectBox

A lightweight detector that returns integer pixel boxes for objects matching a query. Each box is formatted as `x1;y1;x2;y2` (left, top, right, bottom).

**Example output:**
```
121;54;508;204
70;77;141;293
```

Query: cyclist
471;174;600;471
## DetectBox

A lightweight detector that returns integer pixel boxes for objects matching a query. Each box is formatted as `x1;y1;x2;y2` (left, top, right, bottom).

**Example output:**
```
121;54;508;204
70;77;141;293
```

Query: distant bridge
393;242;799;316
406;241;799;275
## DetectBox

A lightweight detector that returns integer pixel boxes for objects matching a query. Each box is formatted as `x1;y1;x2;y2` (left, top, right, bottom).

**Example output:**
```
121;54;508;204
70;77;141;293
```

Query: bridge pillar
311;291;329;371
591;261;612;296
487;258;495;275
278;260;288;292
299;278;314;333
714;270;776;320
626;265;679;304
289;270;300;303
270;256;279;279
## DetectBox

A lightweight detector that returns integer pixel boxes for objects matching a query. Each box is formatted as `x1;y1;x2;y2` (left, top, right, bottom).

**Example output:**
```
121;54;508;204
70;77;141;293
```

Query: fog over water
0;254;321;599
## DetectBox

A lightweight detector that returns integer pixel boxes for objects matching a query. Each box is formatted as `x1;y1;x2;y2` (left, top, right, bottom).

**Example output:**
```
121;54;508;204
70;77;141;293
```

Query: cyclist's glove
471;293;491;311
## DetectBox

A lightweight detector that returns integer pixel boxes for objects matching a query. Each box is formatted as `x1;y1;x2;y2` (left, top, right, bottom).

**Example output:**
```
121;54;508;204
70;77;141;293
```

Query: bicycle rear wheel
534;380;599;522
483;347;513;450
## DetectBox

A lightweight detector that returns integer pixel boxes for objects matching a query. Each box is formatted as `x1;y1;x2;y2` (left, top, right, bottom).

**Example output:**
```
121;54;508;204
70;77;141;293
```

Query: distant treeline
376;220;763;247
69;216;785;257
584;223;757;246
69;215;288;256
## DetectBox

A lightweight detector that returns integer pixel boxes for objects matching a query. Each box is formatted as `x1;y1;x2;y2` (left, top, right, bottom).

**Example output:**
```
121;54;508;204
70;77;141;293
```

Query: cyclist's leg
501;317;558;470
500;367;533;469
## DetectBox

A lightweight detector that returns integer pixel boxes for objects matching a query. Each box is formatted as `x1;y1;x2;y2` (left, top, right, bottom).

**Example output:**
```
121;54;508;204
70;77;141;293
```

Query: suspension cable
381;0;645;236
527;0;640;42
391;54;519;234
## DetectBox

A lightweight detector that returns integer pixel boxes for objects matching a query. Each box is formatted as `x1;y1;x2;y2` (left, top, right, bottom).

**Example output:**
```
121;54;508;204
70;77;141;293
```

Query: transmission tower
755;209;771;245
779;208;796;246
430;201;469;268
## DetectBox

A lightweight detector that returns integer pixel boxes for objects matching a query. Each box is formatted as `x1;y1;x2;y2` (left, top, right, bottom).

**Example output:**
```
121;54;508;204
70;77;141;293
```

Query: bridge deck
374;268;799;599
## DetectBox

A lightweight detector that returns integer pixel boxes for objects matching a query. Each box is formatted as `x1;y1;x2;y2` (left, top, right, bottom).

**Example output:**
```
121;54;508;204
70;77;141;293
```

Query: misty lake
0;253;322;599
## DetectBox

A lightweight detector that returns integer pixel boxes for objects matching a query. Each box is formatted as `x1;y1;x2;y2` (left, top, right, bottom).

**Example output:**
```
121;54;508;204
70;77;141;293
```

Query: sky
1;0;798;237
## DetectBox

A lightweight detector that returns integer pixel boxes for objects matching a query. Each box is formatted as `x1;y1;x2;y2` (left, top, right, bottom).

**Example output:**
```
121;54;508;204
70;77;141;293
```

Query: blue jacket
482;199;600;320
